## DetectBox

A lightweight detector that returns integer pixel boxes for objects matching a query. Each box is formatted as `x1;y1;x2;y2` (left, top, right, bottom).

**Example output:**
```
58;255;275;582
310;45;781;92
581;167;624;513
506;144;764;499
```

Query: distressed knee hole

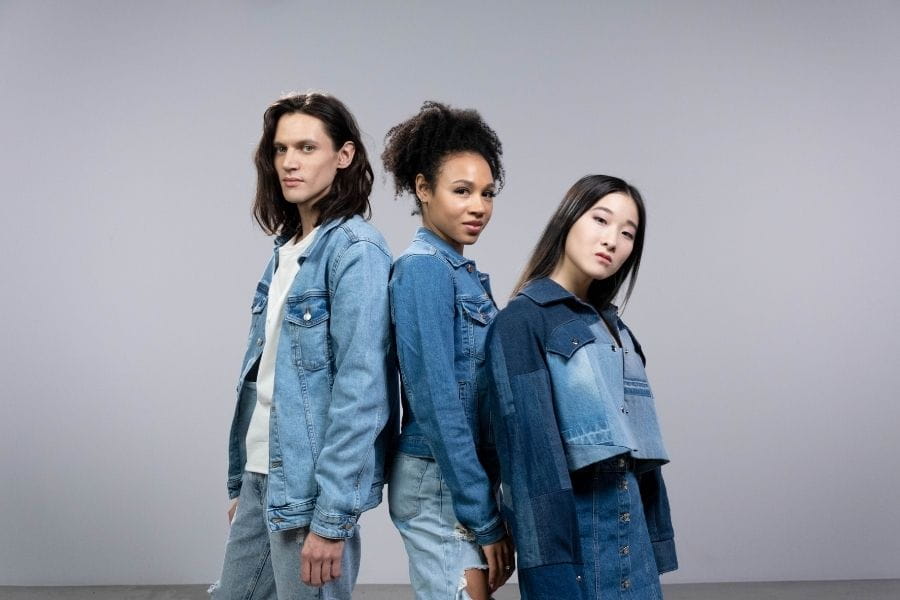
459;567;490;600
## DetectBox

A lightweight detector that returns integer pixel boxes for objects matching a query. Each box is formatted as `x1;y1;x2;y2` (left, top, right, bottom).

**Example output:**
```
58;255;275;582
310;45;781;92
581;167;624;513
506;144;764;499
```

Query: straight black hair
514;174;647;310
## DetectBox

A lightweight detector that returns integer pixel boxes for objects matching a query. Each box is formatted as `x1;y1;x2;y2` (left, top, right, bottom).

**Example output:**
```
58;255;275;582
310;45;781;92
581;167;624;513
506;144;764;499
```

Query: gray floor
2;580;899;599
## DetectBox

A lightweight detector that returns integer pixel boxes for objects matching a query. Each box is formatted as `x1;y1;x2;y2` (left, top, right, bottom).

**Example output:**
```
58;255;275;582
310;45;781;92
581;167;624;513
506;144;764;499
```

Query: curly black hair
382;101;504;213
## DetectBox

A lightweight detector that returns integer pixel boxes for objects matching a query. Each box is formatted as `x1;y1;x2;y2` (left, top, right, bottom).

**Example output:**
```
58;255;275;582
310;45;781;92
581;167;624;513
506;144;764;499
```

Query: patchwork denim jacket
389;227;505;545
486;277;677;597
226;215;399;539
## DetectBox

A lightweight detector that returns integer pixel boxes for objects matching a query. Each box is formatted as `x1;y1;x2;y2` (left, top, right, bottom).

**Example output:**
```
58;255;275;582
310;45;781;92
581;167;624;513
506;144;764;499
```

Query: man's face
272;112;354;215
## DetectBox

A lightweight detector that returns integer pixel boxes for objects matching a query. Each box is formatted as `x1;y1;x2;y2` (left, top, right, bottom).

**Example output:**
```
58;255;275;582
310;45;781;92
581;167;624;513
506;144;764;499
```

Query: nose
468;196;487;217
600;230;616;251
282;148;300;171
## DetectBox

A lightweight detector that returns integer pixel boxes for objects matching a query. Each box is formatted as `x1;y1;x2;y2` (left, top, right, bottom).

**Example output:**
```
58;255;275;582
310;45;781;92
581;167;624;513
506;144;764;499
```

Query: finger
300;553;312;586
331;553;342;581
319;559;331;585
485;547;498;590
310;558;323;587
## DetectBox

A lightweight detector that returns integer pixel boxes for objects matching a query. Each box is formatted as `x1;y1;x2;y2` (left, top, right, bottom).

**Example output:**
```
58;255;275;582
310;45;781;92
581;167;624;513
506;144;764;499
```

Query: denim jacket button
256;337;264;346
620;512;630;522
576;575;583;582
620;545;630;556
466;264;475;272
303;310;312;321
342;522;354;530
571;338;579;346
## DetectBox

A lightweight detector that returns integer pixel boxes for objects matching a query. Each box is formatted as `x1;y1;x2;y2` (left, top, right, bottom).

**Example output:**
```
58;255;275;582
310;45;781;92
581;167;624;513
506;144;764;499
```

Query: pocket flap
459;298;496;326
285;293;330;327
546;319;595;359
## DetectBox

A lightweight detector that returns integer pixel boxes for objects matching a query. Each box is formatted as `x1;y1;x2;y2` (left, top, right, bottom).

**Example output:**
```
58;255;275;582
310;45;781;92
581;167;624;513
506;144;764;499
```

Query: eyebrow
273;139;318;146
594;206;638;229
451;179;496;189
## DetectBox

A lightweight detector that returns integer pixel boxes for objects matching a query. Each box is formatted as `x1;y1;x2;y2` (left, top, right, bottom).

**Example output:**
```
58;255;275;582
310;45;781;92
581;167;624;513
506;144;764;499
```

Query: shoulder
391;250;453;288
332;215;392;256
396;236;438;260
488;296;550;375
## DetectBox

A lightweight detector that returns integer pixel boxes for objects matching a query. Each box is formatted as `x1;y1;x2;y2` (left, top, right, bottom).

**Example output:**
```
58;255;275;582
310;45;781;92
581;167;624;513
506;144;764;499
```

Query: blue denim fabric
389;227;504;546
486;277;677;599
389;453;488;600
572;457;663;599
226;215;399;539
210;471;360;600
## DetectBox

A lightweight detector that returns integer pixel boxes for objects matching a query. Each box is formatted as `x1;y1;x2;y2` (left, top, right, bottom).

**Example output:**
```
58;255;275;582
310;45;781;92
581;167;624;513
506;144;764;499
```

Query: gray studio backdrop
1;0;898;587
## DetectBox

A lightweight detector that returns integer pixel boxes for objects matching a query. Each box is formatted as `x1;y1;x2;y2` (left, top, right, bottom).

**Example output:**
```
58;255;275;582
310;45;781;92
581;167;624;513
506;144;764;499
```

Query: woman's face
560;192;639;283
417;152;496;253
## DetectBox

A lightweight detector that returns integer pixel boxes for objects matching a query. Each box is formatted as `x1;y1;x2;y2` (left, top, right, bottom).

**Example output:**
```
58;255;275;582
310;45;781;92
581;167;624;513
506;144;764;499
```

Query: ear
414;174;431;205
336;141;355;169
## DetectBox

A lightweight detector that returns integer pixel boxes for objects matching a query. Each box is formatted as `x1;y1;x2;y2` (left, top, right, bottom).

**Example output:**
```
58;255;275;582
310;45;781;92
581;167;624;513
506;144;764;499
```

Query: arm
638;467;678;574
309;239;393;539
486;307;586;599
390;254;504;545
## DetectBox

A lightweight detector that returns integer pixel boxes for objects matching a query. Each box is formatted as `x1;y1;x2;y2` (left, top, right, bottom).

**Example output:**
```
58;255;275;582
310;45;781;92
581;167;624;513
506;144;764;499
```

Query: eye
593;216;607;225
483;190;496;199
274;145;286;154
622;231;635;240
302;144;316;152
454;187;471;196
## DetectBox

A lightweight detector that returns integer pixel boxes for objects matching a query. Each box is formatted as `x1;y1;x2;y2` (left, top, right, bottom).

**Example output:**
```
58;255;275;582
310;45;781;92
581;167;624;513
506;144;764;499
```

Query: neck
421;217;463;255
549;260;591;301
295;205;320;242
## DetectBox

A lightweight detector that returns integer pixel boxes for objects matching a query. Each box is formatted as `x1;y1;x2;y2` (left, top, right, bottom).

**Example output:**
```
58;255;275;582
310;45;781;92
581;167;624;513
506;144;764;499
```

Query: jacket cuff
309;506;359;540
226;475;242;500
653;537;679;574
472;516;506;546
518;562;587;599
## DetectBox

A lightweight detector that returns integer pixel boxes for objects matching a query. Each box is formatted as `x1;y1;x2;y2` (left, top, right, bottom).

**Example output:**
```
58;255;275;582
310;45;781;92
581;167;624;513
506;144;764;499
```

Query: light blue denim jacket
389;227;505;545
487;277;676;598
226;215;398;539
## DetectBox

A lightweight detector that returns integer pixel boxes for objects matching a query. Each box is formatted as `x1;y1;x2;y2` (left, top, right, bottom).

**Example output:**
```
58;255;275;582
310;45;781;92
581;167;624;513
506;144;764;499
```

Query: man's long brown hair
252;92;373;238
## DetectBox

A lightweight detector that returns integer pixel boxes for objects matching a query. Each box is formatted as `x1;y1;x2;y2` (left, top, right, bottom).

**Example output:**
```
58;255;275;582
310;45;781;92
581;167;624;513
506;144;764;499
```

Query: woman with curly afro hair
383;101;515;600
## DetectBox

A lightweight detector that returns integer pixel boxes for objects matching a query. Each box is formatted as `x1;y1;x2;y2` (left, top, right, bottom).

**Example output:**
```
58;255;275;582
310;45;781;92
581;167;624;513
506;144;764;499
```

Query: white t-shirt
244;227;319;474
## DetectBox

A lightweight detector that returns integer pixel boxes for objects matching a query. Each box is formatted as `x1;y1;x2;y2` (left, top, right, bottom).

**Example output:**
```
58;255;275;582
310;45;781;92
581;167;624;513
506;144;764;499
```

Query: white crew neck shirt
244;227;319;474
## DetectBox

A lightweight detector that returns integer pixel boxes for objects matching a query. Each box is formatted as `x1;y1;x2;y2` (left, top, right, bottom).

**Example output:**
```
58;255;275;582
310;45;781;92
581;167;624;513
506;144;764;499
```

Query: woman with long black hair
486;175;677;599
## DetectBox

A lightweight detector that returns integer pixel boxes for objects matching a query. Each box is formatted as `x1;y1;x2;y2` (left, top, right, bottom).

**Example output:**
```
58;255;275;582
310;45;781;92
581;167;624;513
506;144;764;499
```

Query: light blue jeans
389;453;488;600
211;471;360;600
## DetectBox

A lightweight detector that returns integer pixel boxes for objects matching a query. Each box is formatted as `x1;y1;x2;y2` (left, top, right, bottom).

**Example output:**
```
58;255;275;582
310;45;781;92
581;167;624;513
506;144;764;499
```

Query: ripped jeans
210;471;361;600
389;453;488;600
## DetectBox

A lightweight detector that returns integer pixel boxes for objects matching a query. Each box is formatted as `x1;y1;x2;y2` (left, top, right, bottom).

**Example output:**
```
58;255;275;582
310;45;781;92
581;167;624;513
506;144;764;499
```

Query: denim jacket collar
274;216;345;253
520;277;618;320
272;217;347;267
415;227;474;269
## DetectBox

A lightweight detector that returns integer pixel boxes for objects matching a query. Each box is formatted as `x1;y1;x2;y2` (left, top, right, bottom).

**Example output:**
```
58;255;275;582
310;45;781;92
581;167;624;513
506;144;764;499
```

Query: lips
596;252;612;265
463;221;483;234
282;178;303;187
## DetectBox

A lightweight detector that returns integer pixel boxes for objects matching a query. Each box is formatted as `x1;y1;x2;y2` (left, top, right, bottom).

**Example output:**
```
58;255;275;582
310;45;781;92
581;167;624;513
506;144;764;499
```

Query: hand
482;535;515;591
227;499;239;525
300;531;345;587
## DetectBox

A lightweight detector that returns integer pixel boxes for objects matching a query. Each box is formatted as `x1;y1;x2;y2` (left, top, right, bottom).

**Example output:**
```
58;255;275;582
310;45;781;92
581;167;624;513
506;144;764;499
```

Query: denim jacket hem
518;562;587;599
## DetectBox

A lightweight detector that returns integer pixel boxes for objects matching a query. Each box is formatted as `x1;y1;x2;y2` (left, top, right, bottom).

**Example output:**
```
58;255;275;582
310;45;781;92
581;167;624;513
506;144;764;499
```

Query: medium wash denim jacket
486;278;677;597
226;215;398;539
389;227;505;545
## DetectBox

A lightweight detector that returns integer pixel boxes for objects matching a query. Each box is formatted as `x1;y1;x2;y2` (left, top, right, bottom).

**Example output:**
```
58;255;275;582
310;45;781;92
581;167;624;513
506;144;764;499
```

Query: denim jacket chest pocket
458;296;497;361
545;320;616;443
284;292;332;371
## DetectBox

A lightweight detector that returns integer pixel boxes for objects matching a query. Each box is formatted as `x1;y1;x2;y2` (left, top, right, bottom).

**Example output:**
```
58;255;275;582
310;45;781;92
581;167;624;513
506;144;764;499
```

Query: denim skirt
571;456;663;599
